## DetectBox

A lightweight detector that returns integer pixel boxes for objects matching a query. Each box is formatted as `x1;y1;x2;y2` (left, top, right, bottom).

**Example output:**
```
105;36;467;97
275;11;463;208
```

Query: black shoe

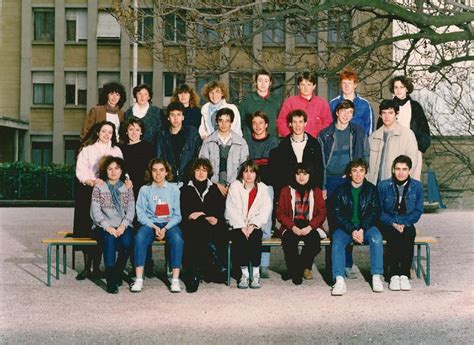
281;272;291;281
292;275;303;285
186;275;200;293
106;281;118;294
90;270;105;279
75;269;90;280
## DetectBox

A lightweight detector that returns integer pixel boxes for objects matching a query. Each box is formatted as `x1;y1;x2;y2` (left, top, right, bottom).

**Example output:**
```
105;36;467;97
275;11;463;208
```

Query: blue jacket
329;93;375;136
156;125;202;183
378;177;424;227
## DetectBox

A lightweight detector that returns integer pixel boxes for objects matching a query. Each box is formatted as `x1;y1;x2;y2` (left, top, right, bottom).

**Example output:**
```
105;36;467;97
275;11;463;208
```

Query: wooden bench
226;236;438;286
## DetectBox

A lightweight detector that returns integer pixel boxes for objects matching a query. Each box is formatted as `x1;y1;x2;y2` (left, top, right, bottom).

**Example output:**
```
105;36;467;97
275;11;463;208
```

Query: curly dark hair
344;159;368;177
191;158;214;179
132;84;153;100
98;156;126;181
389;75;414;95
98;81;127;109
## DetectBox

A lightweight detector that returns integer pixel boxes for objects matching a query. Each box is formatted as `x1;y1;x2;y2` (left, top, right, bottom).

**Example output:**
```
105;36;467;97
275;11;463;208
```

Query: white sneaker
331;276;347;296
130;278;143;293
238;275;249;289
389;275;401;291
400;275;411;291
170;278;181;293
372;274;384;293
250;275;260;289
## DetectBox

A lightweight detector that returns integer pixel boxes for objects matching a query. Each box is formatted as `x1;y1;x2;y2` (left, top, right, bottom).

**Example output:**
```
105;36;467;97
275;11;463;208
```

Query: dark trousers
232;228;263;267
96;227;133;269
282;229;321;277
382;224;416;277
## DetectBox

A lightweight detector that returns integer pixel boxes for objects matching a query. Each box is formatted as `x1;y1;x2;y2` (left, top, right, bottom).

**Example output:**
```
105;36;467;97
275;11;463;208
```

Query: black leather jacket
331;179;381;234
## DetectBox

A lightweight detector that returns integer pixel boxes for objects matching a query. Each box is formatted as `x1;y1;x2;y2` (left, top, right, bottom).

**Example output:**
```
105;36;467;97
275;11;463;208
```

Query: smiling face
243;167;256;185
194;166;208;182
168;110;184;130
295;171;310;186
289;115;306;136
98;124;114;144
151;163;168;185
393;80;408;100
341;79;358;97
251;116;268;137
298;79;316;98
381;108;397;128
127;123;142;144
336;108;354;126
256;75;271;95
135;88;150;106
393;162;410;182
106;161;122;183
350;166;366;185
107;91;121;107
178;91;190;107
209;87;223;104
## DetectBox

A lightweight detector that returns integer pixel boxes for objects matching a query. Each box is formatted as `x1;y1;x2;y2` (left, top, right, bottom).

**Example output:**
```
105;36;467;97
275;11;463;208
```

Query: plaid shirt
294;190;310;221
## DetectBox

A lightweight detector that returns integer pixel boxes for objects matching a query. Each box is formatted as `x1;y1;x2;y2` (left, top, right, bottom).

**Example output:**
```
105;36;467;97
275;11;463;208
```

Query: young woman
131;159;183;293
171;84;201;129
124;84;162;145
276;163;327;285
225;160;272;289
74;121;123;280
81;82;126;140
198;81;242;139
90;156;134;294
180;158;227;292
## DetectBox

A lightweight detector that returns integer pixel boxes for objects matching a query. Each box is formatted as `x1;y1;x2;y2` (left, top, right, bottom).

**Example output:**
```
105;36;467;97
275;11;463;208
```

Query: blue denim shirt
378;177;424;227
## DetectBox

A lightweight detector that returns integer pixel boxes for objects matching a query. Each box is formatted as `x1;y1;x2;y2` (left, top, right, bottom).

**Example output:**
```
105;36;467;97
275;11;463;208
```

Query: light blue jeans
331;226;383;280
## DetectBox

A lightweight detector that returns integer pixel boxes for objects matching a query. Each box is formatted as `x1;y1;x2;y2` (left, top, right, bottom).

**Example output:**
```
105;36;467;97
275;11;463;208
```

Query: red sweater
277;94;332;138
276;185;327;238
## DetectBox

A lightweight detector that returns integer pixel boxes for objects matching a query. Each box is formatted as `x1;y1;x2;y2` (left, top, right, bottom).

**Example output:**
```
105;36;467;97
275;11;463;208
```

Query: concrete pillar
53;0;65;163
20;0;32;161
87;0;98;109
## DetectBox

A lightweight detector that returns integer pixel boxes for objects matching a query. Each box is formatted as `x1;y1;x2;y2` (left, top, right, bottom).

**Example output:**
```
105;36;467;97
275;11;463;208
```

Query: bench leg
47;244;52;287
72;247;76;270
425;244;431;286
227;244;231;286
416;244;421;279
63;245;67;274
55;245;60;280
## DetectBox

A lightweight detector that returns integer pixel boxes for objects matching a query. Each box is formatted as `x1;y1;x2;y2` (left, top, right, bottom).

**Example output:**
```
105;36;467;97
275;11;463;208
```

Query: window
197;19;219;45
230;21;253;44
64;139;80;165
66;9;87;42
327;77;339;101
294;20;318;45
229;73;253;104
130;72;153;99
32;72;54;105
196;75;220;105
164;13;185;43
34;9;54;41
262;18;285;45
97;72;120;99
65;72;87;106
328;12;351;44
96;11;121;41
270;73;285;103
163;72;185;104
138;8;154;42
32;141;52;166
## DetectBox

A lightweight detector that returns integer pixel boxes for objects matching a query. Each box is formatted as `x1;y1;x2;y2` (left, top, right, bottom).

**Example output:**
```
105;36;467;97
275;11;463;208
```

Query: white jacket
75;141;123;184
199;100;242;138
225;181;272;230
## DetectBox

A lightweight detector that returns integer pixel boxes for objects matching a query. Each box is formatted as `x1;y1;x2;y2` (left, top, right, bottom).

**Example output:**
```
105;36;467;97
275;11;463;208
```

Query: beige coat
367;122;418;184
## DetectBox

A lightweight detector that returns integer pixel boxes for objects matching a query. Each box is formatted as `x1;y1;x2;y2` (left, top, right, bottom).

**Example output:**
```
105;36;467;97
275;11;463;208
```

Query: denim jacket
378;177;424;227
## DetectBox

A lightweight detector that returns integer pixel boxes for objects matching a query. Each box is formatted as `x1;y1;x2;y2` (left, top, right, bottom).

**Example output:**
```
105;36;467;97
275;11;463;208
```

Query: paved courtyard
0;207;473;344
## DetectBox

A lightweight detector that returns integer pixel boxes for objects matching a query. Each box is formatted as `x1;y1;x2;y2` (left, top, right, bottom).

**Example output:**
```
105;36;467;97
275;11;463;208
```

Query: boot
105;268;118;294
90;250;105;279
186;268;200;293
208;242;227;283
76;253;91;280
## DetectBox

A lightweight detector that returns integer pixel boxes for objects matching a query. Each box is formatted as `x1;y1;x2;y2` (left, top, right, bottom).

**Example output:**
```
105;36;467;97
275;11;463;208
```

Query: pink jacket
277;94;332;138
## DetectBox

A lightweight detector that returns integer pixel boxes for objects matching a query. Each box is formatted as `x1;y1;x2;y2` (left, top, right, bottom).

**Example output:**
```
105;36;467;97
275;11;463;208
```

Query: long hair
144;158;174;184
171;84;200;108
98;81;127;108
79;121;118;152
236;159;261;184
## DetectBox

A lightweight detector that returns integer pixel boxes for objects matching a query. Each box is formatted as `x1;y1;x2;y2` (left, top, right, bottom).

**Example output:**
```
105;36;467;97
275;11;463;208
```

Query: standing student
225;160;272;289
170;84;201;129
90;156;134;294
378;155;423;291
276;163;326;285
131;159;184;293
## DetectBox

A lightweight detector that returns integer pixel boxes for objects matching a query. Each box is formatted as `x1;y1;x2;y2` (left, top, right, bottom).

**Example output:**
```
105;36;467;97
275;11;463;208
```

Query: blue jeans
134;223;184;269
97;226;133;269
331;226;383;280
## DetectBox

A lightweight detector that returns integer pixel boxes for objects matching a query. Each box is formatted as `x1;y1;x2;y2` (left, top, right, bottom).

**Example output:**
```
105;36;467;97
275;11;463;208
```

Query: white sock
172;278;179;283
241;266;249;277
135;277;143;282
253;266;260;277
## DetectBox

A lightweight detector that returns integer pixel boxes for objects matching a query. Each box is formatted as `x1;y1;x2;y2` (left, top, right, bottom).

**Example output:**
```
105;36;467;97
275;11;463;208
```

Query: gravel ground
0;208;472;344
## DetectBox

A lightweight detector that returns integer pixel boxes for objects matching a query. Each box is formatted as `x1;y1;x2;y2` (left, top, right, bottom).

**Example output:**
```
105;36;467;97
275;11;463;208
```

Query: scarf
106;104;119;114
393;95;411;107
107;180;124;214
393;176;410;215
208;99;223;130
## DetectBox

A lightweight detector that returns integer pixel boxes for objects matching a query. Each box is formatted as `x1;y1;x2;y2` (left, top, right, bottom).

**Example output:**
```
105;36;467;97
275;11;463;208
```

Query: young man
378;155;423;291
331;159;383;295
269;109;324;199
199;107;249;196
329;69;375;136
239;69;282;140
247;111;279;278
156;102;202;184
276;72;332;138
368;100;418;185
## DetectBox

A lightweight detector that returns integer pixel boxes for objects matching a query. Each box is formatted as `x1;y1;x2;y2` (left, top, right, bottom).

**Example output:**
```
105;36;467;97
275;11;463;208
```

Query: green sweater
351;186;362;226
239;91;282;140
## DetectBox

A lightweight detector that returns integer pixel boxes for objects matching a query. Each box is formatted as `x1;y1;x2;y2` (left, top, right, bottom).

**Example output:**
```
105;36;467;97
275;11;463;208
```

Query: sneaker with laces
238;275;249;289
389;275;401;291
130;278;143;293
372;274;384;292
303;269;314;280
400;275;411;291
331;276;347;296
170;278;181;293
250;275;260;289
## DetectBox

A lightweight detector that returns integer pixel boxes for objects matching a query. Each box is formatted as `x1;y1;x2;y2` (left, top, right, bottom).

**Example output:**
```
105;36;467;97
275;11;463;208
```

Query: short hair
254;68;273;83
287;109;307;124
167;102;185;116
99;82;126;109
237;159;261;184
170;84;200;109
99;156;126;181
339;69;359;84
297;71;316;85
335;99;355;113
80;121;118;150
250;111;269;125
389;75;414;94
191;158;214;179
120;117;145;143
216;107;235;123
379;99;399;114
392;155;413;170
344;159;369;177
145;158;174;184
292;162;315;188
132;84;153;100
202;81;229;101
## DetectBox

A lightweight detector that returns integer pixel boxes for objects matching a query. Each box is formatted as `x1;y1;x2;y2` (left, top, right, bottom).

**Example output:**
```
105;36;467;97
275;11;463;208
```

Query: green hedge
0;162;75;200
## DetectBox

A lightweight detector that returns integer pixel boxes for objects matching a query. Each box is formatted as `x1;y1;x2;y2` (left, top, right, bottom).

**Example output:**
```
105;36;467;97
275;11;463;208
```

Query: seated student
378;155;423;291
331;159;384;296
225;160;272;289
90;156;135;294
199;107;249;197
276;163;326;285
131;158;183;293
180;158;227;292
